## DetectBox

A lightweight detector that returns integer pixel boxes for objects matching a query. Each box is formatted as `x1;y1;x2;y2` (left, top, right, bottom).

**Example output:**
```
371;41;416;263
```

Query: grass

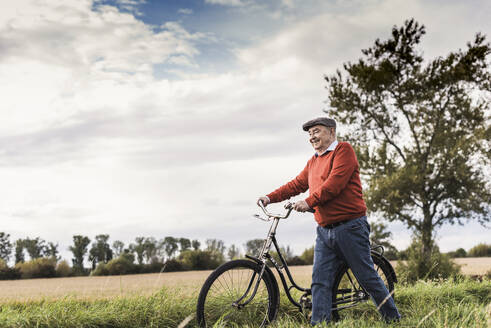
1;260;489;303
0;278;489;327
0;270;212;302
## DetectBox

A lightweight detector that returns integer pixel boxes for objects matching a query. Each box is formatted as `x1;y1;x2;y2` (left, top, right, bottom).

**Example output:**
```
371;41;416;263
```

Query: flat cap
302;117;336;131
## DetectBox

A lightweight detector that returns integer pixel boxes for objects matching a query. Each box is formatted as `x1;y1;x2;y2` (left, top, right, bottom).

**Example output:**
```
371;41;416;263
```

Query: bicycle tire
331;254;395;321
196;259;280;327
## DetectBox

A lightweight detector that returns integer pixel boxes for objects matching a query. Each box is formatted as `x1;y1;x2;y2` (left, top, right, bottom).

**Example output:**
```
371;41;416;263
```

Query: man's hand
293;200;311;212
257;196;270;207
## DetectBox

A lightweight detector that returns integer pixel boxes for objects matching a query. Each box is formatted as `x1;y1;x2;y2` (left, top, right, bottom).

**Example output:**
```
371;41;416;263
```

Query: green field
0;277;489;327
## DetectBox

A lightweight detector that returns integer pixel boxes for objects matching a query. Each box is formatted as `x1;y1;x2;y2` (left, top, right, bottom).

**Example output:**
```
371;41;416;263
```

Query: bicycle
196;201;397;327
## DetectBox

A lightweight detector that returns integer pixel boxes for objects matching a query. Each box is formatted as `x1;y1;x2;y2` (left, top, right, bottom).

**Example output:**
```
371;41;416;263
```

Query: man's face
308;125;335;152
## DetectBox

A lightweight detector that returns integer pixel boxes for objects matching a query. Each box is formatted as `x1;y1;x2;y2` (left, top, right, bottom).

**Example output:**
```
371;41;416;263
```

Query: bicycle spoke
200;264;272;327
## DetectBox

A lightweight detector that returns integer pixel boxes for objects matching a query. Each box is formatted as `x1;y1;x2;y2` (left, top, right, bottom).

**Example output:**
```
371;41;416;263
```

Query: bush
382;248;399;260
397;248;408;260
163;259;185;272
55;260;72;277
447;248;467;258
288;256;306;266
120;252;135;263
179;250;222;270
0;259;7;269
300;246;314;265
15;258;57;279
91;257;183;276
71;267;90;276
134;260;166;274
145;259;166;273
91;262;109;276
106;256;136;275
91;255;138;276
0;259;21;280
468;243;491;257
454;248;467;258
396;237;461;283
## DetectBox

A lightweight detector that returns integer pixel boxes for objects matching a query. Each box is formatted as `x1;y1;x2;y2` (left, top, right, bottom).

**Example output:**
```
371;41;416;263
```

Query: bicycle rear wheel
196;259;279;327
331;254;395;320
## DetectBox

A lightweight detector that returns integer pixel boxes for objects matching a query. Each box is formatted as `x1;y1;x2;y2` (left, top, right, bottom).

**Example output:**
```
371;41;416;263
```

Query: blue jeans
311;216;400;325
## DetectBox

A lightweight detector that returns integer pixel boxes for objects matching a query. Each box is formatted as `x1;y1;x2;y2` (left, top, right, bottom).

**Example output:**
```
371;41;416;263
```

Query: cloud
0;59;319;168
110;0;146;15
2;0;488;176
238;0;490;72
281;0;294;8
178;8;193;15
114;0;145;6
205;0;245;7
0;0;206;137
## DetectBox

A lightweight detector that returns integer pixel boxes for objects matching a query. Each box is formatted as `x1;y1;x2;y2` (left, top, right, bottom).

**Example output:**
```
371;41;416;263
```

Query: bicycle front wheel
196;259;279;327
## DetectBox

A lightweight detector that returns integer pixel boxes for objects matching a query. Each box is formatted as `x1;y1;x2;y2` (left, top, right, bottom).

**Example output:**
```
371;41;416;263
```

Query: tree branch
424;88;452;170
408;194;423;209
389;89;422;155
364;104;407;162
429;193;446;220
433;211;460;228
395;210;420;229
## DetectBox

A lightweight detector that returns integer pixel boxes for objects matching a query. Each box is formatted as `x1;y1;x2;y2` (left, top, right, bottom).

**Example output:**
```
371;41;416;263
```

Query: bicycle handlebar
255;200;314;221
257;200;293;219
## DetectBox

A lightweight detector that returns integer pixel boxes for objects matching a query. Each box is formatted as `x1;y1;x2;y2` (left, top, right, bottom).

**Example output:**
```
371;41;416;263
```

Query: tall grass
0;278;489;327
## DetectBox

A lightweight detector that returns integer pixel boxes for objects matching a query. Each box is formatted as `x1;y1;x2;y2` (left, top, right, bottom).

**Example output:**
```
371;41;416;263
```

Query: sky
1;0;490;263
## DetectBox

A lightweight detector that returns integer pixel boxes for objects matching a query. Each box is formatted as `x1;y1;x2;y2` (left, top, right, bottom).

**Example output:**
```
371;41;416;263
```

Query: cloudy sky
1;0;490;262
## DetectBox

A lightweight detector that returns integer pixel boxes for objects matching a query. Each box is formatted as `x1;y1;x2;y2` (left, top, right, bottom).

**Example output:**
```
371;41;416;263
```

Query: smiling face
308;125;335;153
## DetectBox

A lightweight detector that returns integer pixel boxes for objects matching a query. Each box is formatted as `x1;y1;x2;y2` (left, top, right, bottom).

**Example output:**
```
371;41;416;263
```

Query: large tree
23;237;46;260
244;239;264;256
14;239;25;264
112;240;125;257
0;232;13;262
324;19;490;262
191;239;201;251
205;239;226;264
89;234;113;269
143;237;158;263
227;244;241;260
162;236;179;260
178;238;191;252
44;242;60;261
130;237;146;265
69;235;91;273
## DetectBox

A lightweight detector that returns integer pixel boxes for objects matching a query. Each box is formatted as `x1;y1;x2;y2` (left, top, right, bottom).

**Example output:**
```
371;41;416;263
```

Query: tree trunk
421;205;433;271
421;225;432;257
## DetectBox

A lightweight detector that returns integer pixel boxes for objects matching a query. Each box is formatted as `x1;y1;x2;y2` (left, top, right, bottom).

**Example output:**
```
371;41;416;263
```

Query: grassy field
1;258;489;303
452;258;491;276
0;259;490;327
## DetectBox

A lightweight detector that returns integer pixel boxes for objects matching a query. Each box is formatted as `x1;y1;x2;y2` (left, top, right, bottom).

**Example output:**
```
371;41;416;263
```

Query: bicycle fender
371;251;398;283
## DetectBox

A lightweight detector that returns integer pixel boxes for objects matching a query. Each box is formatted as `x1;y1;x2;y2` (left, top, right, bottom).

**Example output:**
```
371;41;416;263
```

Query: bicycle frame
247;216;309;310
236;202;310;312
235;202;391;314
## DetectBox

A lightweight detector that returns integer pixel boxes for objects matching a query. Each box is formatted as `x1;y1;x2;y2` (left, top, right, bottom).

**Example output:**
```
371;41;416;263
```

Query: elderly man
258;117;400;325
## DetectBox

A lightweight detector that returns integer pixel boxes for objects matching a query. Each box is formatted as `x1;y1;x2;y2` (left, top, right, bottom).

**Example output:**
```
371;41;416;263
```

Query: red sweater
267;142;367;226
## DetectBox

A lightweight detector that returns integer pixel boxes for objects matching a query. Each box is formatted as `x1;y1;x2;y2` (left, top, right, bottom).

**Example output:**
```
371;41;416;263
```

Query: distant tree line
367;223;491;260
0;232;284;279
0;230;489;280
